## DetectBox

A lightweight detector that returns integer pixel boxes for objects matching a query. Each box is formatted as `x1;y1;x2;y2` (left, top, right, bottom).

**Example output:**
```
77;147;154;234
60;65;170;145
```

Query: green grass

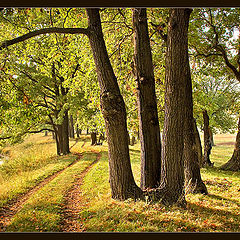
73;134;240;232
6;152;97;232
0;133;86;207
1;133;240;232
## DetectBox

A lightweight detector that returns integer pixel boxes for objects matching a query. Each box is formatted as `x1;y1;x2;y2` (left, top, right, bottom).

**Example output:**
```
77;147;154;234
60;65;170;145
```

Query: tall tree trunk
45;131;48;136
202;110;213;166
157;8;193;206
184;115;208;194
178;15;208;195
54;111;70;156
132;8;162;190
91;132;97;145
69;114;75;139
86;8;142;200
193;118;203;166
220;116;240;171
76;124;80;138
62;111;70;154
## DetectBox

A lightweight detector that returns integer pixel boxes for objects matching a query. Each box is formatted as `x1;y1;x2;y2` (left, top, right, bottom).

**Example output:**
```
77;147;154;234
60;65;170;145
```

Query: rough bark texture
184;118;208;194
179;22;207;195
69;115;75;139
202;110;214;167
193;118;203;166
54;111;70;155
158;8;193;206
86;8;143;200
220;116;240;171
132;8;162;190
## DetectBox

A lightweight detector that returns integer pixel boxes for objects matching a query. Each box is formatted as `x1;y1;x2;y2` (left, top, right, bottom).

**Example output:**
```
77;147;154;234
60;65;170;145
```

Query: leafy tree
189;8;240;170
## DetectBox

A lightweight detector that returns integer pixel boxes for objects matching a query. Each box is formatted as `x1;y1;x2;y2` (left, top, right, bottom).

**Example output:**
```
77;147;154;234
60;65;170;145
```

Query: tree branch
0;27;89;50
216;45;240;81
28;128;54;133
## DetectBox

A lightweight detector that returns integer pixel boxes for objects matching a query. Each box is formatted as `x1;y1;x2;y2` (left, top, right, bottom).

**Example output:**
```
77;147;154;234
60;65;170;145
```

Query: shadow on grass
207;193;240;207
187;201;240;231
129;149;140;153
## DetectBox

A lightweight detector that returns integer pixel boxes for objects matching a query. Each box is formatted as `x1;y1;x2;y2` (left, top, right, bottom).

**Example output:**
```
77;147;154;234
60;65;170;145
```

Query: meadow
0;133;239;232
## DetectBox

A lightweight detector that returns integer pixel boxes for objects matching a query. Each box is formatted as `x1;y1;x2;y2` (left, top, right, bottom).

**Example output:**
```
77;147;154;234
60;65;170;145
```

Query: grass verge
6;152;97;232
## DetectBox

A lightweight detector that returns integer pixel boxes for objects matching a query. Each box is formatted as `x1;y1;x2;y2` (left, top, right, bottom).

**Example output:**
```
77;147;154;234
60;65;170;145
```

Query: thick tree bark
86;8;143;200
69;115;75;139
178;18;207;195
132;8;162;190
193;118;203;166
157;8;193;206
91;132;97;145
54;111;70;155
184;116;208;194
220;116;240;171
202;110;214;166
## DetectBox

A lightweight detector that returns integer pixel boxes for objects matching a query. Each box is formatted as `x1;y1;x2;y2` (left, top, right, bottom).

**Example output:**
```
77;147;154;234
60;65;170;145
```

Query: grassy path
60;152;101;232
0;153;83;232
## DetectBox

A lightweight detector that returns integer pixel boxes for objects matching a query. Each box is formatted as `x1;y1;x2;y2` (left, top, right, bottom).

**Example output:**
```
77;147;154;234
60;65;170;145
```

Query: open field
0;133;239;232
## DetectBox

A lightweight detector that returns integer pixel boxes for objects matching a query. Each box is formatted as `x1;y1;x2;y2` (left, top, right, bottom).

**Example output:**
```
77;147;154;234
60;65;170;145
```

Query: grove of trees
0;7;239;206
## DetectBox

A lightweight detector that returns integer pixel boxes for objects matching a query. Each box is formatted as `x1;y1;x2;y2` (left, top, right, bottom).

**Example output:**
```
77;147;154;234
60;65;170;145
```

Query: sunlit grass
77;134;240;232
0;133;86;207
1;133;240;232
7;152;97;232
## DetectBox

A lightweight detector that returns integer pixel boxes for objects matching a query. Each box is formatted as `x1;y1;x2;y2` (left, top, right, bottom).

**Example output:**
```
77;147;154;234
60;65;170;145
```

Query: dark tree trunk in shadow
69;115;75;139
220;116;240;171
193;118;203;166
86;8;143;200
131;135;136;146
45;131;48;136
54;111;70;155
91;132;97;145
76;124;80;138
132;8;161;190
202;110;214;167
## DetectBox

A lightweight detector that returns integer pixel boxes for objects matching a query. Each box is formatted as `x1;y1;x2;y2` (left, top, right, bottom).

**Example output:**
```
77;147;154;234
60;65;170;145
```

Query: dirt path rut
0;153;83;232
60;152;101;232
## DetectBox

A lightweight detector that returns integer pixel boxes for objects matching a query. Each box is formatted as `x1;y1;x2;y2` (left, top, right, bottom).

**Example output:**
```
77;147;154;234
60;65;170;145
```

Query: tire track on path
60;151;101;232
0;152;83;232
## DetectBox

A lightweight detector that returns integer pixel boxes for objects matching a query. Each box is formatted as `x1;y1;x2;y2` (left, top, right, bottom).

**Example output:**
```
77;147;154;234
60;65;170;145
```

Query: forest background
0;7;240;232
